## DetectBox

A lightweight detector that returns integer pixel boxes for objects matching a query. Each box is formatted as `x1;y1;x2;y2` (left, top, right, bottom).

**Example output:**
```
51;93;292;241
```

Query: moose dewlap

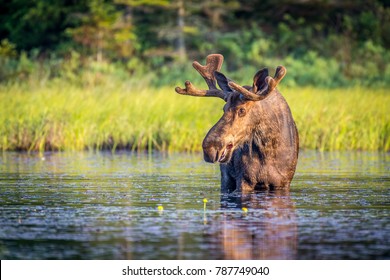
175;54;299;193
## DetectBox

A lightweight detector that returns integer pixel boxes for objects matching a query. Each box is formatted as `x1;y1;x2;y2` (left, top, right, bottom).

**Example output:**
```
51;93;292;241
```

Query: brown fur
204;90;299;192
176;54;299;193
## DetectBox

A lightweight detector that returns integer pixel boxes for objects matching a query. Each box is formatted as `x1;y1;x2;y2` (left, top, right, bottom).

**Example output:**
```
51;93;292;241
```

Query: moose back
175;54;299;193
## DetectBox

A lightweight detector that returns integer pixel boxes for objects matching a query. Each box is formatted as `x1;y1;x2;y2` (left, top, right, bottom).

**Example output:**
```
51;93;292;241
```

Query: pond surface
0;151;389;259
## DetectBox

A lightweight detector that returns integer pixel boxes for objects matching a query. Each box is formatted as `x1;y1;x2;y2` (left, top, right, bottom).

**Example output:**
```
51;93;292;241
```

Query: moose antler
228;66;287;101
175;54;227;100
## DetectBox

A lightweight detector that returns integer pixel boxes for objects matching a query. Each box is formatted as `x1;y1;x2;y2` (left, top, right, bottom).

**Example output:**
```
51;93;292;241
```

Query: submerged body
176;54;299;193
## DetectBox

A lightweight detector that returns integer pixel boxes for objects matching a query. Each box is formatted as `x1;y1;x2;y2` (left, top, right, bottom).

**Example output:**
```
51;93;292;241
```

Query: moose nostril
203;146;218;163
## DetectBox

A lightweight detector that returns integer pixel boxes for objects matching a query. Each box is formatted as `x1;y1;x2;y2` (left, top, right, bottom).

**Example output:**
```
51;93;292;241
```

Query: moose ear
214;71;233;93
253;68;269;93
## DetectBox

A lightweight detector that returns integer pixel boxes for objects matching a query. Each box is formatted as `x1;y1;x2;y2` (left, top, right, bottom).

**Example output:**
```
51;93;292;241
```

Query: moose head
175;54;298;193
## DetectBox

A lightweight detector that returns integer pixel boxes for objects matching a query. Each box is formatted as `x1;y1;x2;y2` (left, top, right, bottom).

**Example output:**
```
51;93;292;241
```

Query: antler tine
274;66;287;83
228;81;266;101
192;54;223;90
175;81;226;99
228;66;287;101
175;54;226;100
267;66;286;93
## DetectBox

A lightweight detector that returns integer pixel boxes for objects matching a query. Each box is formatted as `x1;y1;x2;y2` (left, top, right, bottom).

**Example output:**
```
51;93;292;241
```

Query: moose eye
237;107;246;117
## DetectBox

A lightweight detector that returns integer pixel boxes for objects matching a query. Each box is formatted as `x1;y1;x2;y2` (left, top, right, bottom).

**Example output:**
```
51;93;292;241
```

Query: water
0;151;389;259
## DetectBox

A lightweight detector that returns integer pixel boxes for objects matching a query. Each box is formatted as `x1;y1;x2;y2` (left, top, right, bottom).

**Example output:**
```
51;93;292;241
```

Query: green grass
0;81;389;152
287;87;390;151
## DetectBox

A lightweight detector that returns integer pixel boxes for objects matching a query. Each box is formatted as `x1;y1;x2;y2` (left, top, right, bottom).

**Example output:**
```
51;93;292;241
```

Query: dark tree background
0;0;389;87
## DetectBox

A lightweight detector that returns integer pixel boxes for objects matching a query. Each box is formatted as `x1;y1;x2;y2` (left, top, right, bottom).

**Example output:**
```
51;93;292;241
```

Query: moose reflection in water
213;190;297;259
175;54;299;193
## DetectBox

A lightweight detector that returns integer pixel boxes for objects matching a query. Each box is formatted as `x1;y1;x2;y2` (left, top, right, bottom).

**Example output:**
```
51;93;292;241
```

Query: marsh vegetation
0;82;388;152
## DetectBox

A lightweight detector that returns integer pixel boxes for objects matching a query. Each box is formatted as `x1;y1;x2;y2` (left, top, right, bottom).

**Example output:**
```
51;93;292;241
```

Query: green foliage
0;0;81;50
65;0;138;62
282;52;343;87
0;0;389;87
0;39;17;58
0;39;18;81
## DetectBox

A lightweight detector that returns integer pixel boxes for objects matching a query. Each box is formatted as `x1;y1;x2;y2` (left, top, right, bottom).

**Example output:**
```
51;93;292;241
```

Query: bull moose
175;54;299;193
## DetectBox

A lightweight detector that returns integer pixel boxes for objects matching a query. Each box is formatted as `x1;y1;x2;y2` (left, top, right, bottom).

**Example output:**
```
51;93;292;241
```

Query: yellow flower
203;198;208;211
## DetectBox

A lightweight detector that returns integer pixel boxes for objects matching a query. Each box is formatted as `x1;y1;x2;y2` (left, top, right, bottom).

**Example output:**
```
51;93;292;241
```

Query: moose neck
249;91;289;160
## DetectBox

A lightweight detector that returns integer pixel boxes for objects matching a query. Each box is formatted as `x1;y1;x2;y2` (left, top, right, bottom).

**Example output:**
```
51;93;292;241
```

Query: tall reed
0;82;388;152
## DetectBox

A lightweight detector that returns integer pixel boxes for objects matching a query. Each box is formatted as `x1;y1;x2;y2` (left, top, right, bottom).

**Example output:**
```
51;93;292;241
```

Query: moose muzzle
202;135;234;164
